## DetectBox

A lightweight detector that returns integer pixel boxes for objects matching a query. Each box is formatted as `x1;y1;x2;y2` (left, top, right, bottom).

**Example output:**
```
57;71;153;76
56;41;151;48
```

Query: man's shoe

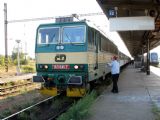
114;91;119;93
111;90;114;93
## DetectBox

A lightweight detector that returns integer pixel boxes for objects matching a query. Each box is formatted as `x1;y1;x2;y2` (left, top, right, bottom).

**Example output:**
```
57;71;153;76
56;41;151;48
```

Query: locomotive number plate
53;65;70;70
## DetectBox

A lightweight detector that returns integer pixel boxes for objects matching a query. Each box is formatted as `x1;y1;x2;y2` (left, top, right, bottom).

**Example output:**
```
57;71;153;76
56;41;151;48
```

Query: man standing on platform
110;56;120;93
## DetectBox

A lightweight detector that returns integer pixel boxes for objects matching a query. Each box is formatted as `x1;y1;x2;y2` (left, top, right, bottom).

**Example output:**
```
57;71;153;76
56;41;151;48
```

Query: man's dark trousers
112;74;119;93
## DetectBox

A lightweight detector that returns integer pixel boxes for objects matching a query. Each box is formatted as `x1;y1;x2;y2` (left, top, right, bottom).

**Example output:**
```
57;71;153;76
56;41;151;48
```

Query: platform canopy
97;0;160;57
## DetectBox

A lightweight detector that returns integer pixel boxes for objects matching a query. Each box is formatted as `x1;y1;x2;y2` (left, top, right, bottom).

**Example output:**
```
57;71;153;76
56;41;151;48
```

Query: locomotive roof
38;20;103;32
38;21;109;38
37;20;116;48
38;21;87;28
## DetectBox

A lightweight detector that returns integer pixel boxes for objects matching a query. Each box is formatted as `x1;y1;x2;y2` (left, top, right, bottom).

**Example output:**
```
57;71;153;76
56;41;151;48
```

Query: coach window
99;37;102;51
88;28;92;48
38;27;59;44
93;30;96;50
106;39;109;52
110;44;113;53
101;37;106;51
92;29;95;48
94;31;96;46
88;28;94;49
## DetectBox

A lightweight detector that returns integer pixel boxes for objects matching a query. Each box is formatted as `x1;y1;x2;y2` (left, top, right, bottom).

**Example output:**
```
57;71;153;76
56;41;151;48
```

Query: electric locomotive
150;52;159;66
33;18;128;97
143;52;159;67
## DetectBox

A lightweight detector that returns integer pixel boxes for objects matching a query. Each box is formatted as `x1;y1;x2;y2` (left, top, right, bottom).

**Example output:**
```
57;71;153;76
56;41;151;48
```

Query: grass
0;66;17;77
0;99;35;119
57;91;97;120
21;60;36;73
0;108;12;120
0;108;12;119
9;81;15;86
17;106;41;120
21;65;35;73
0;60;35;76
17;112;30;120
0;100;42;120
152;104;160;120
57;77;112;120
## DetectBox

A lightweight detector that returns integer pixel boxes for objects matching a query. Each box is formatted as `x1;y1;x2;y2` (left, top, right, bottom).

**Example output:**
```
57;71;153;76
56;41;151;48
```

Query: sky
0;0;132;58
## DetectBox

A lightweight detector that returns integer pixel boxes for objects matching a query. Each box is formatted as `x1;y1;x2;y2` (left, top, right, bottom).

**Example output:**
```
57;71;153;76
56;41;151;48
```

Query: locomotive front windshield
38;27;60;44
151;53;158;60
63;26;85;43
37;26;85;44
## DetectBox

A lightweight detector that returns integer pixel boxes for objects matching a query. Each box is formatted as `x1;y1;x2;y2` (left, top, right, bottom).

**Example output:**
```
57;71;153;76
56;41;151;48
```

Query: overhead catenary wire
7;12;104;23
7;12;107;42
7;11;108;54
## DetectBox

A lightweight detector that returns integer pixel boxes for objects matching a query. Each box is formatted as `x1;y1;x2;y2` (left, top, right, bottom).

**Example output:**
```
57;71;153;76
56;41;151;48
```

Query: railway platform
88;65;160;120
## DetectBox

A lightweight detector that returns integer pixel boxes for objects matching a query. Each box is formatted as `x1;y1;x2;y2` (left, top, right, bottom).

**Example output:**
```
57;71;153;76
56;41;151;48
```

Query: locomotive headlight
74;65;79;69
44;65;48;69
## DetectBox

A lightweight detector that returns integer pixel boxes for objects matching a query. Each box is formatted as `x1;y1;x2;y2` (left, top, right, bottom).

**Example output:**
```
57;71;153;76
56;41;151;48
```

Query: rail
2;96;57;120
0;82;32;92
0;81;38;98
47;103;72;120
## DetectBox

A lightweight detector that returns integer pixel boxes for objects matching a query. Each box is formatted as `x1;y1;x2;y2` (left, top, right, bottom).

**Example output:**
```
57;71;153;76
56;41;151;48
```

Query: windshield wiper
64;33;84;45
64;33;74;45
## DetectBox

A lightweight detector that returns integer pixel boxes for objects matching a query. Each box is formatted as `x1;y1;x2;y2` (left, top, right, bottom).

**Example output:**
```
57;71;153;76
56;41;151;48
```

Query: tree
11;47;24;60
11;47;28;65
0;55;5;66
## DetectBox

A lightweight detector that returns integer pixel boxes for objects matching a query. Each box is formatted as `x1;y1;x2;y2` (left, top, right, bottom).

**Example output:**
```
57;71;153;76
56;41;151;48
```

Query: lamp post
16;40;21;75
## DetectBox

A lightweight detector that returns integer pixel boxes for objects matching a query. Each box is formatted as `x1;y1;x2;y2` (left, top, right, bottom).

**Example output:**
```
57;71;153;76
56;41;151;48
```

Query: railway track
47;100;73;120
1;95;74;120
0;74;113;120
0;80;40;99
1;96;56;120
0;75;113;120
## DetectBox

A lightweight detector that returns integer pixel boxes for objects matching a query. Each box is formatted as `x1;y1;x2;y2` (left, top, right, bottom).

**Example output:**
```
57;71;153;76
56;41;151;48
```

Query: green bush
21;59;29;65
57;91;97;120
0;55;5;66
152;104;160;120
17;112;30;120
22;65;35;73
0;109;12;119
14;59;29;65
0;56;13;66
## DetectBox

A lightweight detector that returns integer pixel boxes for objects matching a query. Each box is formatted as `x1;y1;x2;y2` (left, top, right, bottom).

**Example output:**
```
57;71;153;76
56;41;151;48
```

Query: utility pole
16;40;21;75
4;3;8;72
24;24;27;61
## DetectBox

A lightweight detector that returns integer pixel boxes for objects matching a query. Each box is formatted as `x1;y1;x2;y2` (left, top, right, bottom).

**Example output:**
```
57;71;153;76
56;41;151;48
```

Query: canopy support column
146;38;150;75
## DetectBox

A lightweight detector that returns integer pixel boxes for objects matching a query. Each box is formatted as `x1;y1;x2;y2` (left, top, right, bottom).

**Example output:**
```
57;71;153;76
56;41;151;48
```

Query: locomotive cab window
151;53;158;60
38;27;60;44
62;26;85;43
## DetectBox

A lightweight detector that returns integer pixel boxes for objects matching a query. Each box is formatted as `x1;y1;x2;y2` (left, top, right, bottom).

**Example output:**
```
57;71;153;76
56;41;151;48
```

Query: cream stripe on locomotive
36;52;94;64
36;52;114;64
